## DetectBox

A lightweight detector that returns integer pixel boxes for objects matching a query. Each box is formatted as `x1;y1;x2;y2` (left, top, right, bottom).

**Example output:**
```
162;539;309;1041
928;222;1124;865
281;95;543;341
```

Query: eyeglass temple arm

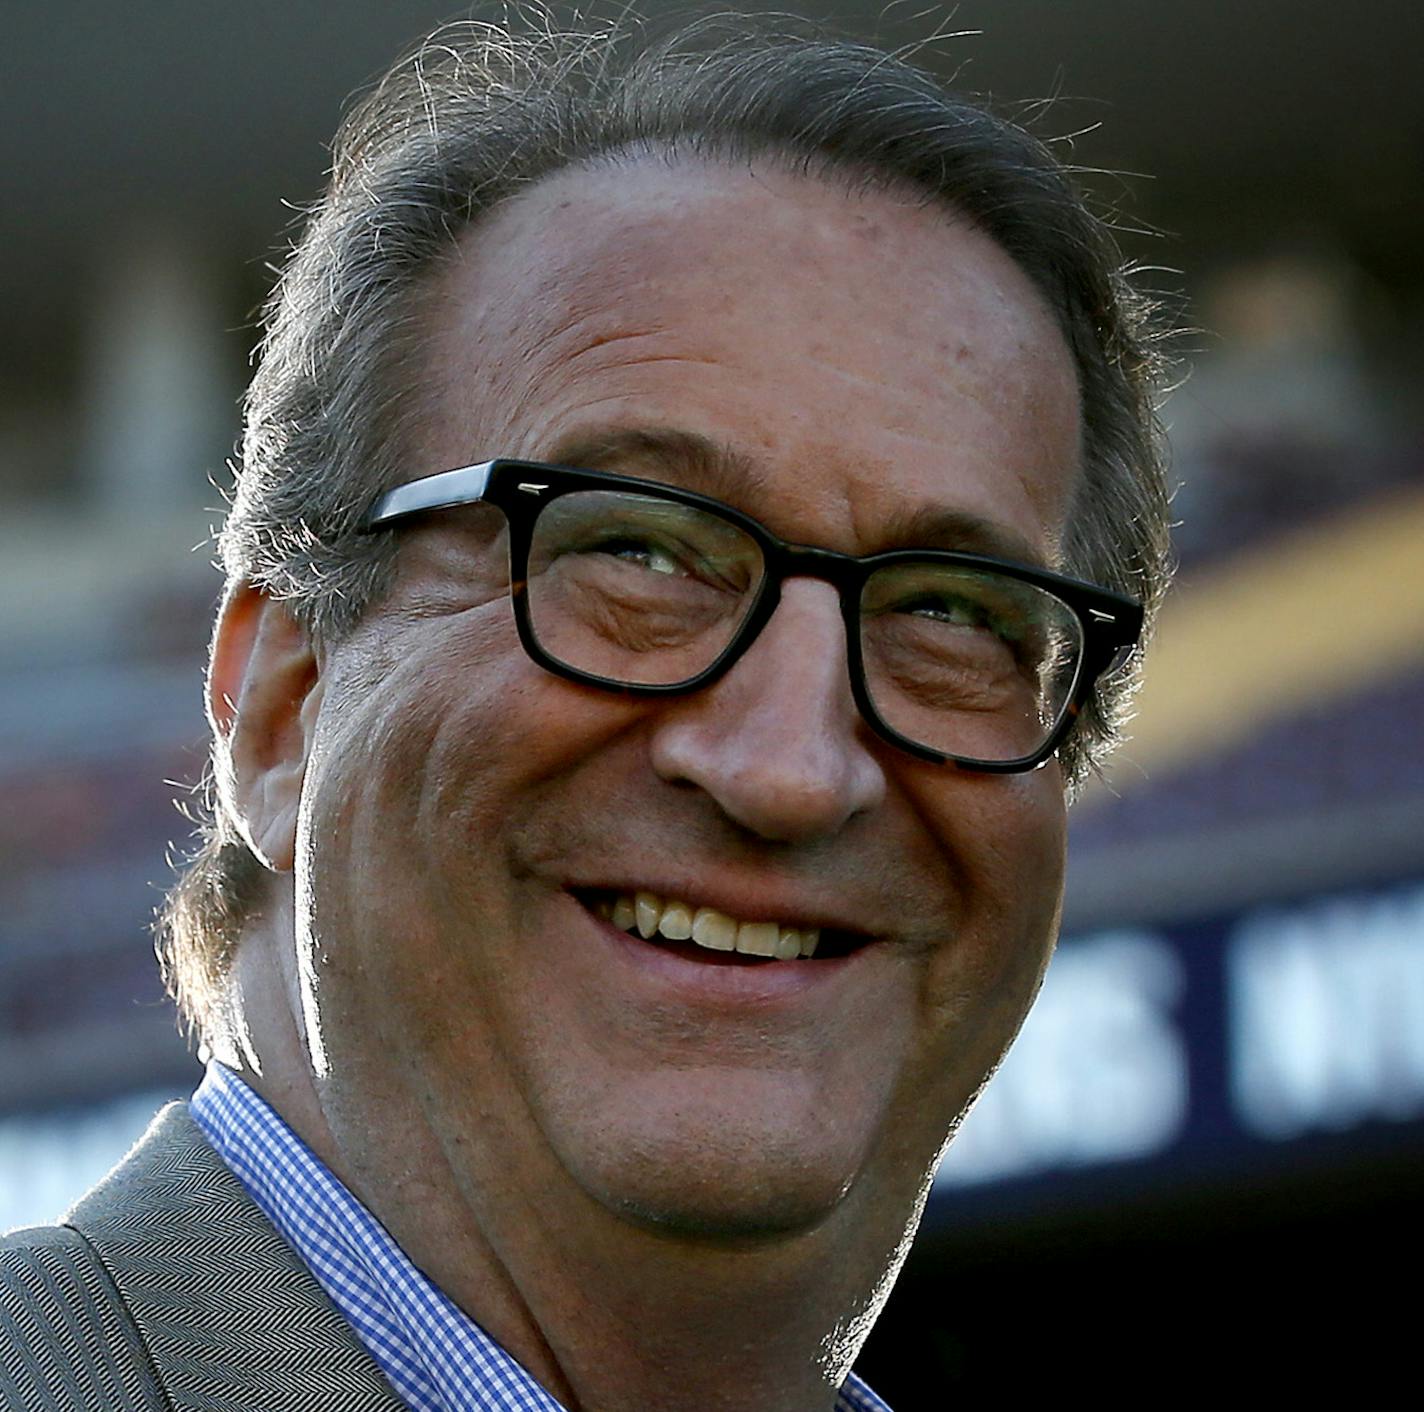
362;460;497;530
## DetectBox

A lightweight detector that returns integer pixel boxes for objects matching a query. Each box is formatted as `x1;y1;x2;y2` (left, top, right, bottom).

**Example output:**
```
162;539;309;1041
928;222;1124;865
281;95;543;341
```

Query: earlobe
208;582;323;873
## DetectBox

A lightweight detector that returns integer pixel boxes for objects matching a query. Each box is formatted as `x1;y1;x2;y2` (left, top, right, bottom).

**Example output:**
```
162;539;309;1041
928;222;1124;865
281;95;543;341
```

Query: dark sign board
928;874;1424;1223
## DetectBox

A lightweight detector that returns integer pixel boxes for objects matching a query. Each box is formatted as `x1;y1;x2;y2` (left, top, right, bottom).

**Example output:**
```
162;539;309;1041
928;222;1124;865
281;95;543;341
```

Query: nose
648;578;887;842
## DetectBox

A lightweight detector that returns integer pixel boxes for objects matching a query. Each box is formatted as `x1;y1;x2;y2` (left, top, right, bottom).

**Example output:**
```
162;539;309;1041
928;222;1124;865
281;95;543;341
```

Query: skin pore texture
210;155;1082;1412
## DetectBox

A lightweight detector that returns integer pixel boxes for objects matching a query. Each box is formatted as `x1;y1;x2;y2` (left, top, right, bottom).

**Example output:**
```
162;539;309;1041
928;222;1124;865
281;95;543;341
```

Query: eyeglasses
361;459;1142;772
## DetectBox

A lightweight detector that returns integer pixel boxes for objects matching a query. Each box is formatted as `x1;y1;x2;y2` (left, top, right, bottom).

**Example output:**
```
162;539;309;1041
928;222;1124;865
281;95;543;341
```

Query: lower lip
574;897;866;1007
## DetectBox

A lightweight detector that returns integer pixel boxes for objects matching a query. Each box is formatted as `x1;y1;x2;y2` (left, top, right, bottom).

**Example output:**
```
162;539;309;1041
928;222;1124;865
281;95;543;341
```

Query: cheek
304;606;650;924
910;765;1066;1065
411;640;653;878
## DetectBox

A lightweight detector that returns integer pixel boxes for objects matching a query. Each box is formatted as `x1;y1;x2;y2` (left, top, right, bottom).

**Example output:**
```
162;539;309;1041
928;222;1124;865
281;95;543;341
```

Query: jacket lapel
67;1103;409;1412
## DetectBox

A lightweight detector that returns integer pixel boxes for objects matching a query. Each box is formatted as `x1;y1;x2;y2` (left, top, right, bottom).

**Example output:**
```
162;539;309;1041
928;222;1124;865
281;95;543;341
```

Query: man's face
289;157;1080;1246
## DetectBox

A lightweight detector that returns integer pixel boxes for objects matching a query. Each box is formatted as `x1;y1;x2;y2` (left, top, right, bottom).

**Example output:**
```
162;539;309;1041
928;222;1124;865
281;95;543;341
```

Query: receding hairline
421;137;1064;318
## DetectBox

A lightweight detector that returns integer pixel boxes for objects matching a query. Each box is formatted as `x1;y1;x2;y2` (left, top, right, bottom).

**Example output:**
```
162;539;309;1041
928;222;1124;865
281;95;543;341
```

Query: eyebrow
541;423;1050;569
876;502;1053;570
543;426;768;504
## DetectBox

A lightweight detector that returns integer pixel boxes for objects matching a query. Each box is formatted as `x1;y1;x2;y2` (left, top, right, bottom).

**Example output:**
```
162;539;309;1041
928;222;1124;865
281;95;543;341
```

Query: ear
208;582;323;873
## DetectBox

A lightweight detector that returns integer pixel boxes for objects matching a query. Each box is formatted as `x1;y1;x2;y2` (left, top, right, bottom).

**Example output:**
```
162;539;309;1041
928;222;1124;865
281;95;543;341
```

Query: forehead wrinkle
558;339;724;382
476;301;728;455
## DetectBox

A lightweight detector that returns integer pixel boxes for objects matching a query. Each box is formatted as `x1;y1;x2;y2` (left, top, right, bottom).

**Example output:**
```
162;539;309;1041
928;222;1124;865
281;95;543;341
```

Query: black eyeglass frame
361;458;1144;773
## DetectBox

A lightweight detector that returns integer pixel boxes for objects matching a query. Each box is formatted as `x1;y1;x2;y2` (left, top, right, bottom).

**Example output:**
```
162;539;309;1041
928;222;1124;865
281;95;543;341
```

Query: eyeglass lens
524;488;1083;763
527;489;765;686
858;563;1082;762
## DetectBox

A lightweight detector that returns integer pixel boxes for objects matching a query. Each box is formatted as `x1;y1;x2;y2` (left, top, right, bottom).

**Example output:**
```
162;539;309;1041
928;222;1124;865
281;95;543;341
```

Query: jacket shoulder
1;1220;167;1412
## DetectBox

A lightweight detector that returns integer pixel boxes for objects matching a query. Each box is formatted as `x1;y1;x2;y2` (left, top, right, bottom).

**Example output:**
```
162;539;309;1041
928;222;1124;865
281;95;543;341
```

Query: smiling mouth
578;889;869;963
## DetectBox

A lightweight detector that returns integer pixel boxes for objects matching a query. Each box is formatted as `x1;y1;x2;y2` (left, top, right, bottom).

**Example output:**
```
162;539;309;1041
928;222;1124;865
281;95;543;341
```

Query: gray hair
159;13;1173;1041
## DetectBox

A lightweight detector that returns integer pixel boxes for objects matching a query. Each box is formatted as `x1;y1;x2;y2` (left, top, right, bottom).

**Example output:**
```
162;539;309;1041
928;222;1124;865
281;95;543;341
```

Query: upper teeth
602;891;820;960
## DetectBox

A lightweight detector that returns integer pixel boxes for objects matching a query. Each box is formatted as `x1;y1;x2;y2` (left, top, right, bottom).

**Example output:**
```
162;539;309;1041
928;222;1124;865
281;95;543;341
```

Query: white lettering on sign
937;930;1188;1186
1230;883;1424;1139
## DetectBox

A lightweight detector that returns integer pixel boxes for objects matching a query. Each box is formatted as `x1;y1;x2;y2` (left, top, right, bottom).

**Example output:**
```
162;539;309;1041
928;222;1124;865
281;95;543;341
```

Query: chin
558;1109;872;1245
599;1166;856;1244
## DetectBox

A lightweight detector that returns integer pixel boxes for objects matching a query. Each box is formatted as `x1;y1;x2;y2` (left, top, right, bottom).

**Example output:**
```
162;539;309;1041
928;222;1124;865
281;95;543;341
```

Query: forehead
417;154;1082;560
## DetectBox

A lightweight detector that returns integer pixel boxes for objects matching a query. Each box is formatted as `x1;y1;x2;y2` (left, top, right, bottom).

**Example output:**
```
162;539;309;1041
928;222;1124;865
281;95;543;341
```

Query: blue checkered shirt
191;1063;892;1412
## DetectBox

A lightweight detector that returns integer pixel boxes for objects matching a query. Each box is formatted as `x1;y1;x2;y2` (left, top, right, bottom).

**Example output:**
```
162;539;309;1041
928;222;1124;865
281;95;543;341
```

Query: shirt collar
190;1061;892;1412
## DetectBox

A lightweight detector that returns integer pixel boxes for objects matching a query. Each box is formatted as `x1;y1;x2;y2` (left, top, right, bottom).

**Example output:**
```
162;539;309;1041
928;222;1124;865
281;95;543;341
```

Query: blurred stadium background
2;0;1420;1400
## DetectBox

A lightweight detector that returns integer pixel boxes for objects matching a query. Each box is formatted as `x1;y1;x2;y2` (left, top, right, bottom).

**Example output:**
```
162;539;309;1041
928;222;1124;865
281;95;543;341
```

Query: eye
898;592;997;633
596;535;686;576
532;490;763;597
585;530;756;595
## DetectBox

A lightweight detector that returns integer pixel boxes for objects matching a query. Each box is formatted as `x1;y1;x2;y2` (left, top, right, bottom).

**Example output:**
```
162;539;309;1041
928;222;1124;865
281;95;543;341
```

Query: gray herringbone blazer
1;1103;408;1411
